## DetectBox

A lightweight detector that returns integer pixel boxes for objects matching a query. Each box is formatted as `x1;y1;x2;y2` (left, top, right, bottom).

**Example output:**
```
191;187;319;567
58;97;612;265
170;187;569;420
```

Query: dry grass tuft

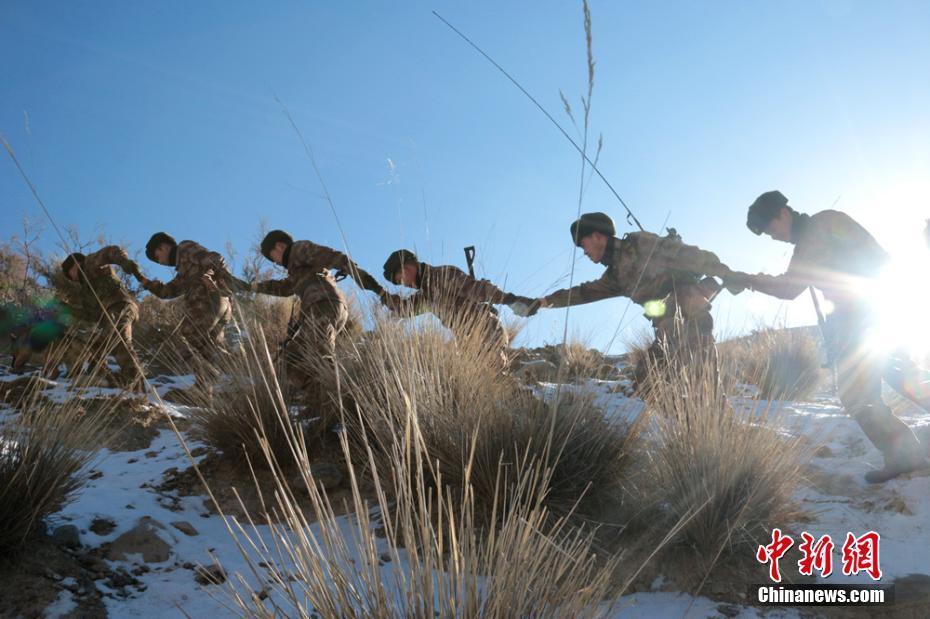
720;326;824;401
208;331;625;617
183;320;313;470
321;314;638;530
639;354;809;557
0;362;112;554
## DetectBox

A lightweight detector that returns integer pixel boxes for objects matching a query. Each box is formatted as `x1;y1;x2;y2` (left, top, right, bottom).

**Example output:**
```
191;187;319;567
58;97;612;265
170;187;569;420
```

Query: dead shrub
212;341;625;618
639;354;809;557
322;313;638;529
183;321;310;470
720;326;824;401
0;357;114;554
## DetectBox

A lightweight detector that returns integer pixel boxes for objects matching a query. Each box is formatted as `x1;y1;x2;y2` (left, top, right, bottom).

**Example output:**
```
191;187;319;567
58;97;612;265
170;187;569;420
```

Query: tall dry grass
0;354;113;553
182;323;304;470
639;352;809;557
323;313;639;530
720;326;824;401
204;326;626;617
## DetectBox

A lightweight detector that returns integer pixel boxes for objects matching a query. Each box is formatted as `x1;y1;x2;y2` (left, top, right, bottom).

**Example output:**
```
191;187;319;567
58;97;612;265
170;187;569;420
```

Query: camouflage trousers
283;298;349;413
828;311;925;460
635;281;718;389
48;302;140;382
178;295;232;383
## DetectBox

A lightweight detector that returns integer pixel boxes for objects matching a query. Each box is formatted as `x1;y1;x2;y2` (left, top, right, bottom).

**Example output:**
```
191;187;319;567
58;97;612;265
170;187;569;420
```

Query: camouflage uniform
545;230;731;382
58;246;143;381
733;209;928;479
145;240;246;374
387;263;515;366
255;240;383;402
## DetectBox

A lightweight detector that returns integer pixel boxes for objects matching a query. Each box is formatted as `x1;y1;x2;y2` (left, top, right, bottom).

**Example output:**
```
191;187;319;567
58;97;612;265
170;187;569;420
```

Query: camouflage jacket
70;245;140;322
146;240;248;305
745;210;888;312
255;240;384;305
390;263;511;328
546;231;730;308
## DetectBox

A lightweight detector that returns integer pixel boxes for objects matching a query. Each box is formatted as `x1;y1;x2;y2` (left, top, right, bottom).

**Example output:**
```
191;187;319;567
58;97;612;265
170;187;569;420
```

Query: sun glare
870;242;930;356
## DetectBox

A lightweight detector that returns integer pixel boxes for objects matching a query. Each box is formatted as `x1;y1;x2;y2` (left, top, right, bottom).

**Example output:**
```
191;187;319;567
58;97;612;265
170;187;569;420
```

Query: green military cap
570;212;616;246
383;249;417;282
747;191;789;235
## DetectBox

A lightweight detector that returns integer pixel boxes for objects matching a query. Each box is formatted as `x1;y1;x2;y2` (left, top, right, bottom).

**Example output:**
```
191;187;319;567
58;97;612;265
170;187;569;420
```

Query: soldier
726;190;929;483
141;232;248;383
516;212;733;385
53;246;146;385
253;230;386;406
381;249;532;367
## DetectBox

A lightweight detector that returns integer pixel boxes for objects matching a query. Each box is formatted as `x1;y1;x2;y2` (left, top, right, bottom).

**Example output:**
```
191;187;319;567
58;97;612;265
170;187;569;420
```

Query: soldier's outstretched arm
316;246;386;297
742;270;808;300
143;276;184;299
543;271;623;309
254;277;295;297
85;245;145;280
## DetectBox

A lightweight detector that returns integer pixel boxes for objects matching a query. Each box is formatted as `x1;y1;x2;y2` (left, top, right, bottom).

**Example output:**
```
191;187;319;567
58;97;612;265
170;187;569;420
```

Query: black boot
854;405;929;483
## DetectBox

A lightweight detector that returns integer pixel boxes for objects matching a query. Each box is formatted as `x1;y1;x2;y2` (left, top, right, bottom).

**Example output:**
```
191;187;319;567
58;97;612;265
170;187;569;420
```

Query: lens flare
643;299;667;319
870;251;930;356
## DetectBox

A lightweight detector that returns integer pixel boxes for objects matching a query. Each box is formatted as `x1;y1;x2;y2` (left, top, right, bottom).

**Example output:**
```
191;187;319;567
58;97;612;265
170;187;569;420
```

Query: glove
510;298;542;318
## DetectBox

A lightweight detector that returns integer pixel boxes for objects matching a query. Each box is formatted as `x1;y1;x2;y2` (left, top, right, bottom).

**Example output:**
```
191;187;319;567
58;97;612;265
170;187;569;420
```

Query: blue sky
3;1;930;352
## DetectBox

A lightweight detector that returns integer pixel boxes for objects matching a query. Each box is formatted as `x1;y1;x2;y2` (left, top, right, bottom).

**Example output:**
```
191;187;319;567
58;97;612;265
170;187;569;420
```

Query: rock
194;564;226;585
90;518;117;536
309;462;343;491
717;603;741;618
107;517;173;564
514;359;558;383
170;521;199;536
51;524;81;549
189;446;208;458
43;568;63;581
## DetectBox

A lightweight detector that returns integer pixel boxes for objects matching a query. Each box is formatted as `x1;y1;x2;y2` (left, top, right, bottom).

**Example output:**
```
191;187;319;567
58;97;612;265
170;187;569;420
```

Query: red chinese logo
758;529;882;582
798;532;834;577
841;531;882;581
756;527;794;582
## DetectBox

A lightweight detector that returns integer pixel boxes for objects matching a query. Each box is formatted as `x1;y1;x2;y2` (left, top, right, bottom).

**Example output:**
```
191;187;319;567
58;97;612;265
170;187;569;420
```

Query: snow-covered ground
4;371;928;617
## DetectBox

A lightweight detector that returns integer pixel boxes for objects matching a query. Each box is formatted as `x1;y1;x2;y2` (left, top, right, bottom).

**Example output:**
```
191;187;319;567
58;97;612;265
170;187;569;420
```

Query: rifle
809;286;837;392
464;246;476;278
463;245;501;315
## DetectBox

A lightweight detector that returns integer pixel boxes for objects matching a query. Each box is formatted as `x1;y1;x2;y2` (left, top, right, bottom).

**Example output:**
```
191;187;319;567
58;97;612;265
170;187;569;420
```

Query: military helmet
570;212;616;247
260;229;294;260
383;249;418;282
747;191;789;235
61;253;86;278
145;232;177;262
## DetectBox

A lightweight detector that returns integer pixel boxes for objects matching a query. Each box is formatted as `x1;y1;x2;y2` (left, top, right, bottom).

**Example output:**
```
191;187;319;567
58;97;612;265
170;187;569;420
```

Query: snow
1;368;924;616
44;589;78;618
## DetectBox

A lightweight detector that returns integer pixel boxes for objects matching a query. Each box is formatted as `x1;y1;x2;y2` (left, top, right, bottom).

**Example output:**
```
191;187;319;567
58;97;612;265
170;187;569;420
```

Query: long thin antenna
432;10;645;232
